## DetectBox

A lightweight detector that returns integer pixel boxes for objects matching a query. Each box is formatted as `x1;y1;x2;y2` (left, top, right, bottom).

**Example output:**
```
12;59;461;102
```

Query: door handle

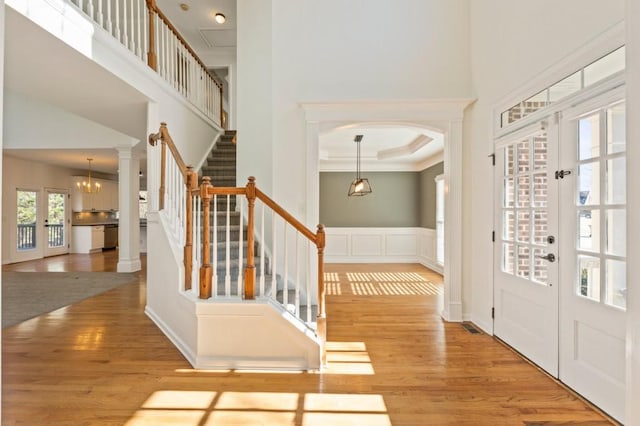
536;253;556;262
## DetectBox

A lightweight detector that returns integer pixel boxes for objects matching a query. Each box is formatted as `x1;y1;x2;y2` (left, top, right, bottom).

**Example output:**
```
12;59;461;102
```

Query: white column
626;0;640;423
442;118;463;322
117;145;141;272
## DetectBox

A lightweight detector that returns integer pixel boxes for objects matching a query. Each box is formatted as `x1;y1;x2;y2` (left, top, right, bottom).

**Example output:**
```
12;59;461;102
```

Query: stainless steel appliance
103;224;118;249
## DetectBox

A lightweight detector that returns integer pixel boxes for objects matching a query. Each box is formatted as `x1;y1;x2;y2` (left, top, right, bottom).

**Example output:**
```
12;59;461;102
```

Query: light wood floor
2;253;614;425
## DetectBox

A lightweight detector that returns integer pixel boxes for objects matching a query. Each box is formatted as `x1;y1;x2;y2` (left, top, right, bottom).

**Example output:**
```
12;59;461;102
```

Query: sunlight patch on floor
324;341;374;375
127;389;390;426
323;271;443;296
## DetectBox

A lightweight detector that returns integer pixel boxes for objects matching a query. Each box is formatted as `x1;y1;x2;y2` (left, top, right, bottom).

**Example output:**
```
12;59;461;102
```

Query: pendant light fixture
76;158;102;194
348;135;372;196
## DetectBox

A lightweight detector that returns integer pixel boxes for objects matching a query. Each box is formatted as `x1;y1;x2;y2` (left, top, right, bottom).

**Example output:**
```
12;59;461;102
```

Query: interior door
493;120;560;376
558;94;626;422
44;189;69;257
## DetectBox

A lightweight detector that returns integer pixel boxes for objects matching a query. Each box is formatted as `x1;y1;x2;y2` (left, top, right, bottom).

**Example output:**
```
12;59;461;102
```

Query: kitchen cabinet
71;225;104;253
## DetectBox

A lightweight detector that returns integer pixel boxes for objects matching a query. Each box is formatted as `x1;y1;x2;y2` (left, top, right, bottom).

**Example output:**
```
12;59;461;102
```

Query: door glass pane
532;210;548;245
578;209;600;252
517;140;530;173
532;173;548;207
517;246;531;279
504;177;515;207
502;243;515;274
578;255;600;301
549;71;581;102
17;190;37;250
606;259;626;309
47;193;65;249
578;114;600;160
607;103;626;154
606;209;626;257
517;175;530;207
505;144;515;175
532;248;549;284
606;157;625;204
583;47;625;87
578;162;600;206
503;210;515;241
517;210;531;243
533;136;547;170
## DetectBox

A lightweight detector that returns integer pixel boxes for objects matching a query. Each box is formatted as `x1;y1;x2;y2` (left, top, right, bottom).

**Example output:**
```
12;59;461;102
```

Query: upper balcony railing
69;0;223;126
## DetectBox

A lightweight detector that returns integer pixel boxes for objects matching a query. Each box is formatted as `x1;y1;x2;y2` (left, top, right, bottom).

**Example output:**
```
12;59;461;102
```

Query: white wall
466;0;625;332
1;156;76;263
236;0;273;194
237;0;471;216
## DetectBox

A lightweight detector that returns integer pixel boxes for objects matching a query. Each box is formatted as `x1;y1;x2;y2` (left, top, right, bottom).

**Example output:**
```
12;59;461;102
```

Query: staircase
147;123;325;370
198;132;314;320
199;131;274;298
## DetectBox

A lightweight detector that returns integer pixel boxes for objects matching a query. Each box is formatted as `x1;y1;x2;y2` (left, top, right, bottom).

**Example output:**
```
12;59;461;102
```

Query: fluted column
443;119;463;321
117;145;141;273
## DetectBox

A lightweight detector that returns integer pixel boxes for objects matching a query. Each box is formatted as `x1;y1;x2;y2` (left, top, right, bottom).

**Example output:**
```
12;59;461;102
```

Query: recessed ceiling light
214;13;226;24
180;3;189;11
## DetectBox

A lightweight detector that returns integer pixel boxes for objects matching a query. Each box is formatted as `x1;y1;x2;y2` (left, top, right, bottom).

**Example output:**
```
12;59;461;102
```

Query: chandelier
76;158;102;194
348;135;372;196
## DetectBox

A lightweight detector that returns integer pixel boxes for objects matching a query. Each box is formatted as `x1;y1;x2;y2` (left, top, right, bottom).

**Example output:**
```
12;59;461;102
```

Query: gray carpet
2;271;138;328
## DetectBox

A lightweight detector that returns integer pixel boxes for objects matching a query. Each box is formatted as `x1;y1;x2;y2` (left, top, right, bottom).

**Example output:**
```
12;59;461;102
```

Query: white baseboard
145;305;197;366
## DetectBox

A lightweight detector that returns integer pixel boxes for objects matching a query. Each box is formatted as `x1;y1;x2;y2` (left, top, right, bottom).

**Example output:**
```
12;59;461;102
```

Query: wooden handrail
149;122;189;211
148;123;189;178
255;188;318;244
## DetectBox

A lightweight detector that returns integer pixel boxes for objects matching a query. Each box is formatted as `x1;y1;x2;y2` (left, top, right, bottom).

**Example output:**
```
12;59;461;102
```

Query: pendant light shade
348;135;372;196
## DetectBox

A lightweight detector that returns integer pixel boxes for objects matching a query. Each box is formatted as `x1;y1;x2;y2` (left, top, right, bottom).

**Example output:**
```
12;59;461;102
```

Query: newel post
199;176;213;299
316;224;327;365
184;166;197;291
146;0;158;71
244;177;257;299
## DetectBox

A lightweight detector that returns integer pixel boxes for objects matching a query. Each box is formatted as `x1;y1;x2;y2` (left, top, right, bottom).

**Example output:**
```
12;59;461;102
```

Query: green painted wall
319;162;444;228
419;162;444;228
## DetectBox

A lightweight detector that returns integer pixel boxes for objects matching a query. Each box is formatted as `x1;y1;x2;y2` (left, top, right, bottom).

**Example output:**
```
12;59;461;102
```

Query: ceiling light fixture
76;158;102;194
348;135;372;197
214;13;226;24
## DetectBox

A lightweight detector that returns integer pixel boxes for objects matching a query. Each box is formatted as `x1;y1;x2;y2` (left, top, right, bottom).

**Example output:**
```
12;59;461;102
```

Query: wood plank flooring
2;255;614;425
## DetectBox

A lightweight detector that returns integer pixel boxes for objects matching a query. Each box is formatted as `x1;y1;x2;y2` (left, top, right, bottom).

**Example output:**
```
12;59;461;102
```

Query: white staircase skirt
145;212;321;371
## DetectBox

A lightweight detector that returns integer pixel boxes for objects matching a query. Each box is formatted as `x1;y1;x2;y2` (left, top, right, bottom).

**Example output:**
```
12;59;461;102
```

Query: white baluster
114;0;121;41
295;233;300;318
212;194;218;297
306;239;311;323
136;0;142;59
86;0;94;21
283;224;288;308
129;0;135;51
77;0;84;13
141;0;147;61
224;194;231;296
122;0;129;47
237;195;243;296
259;203;265;297
271;211;277;299
105;0;112;36
96;0;103;27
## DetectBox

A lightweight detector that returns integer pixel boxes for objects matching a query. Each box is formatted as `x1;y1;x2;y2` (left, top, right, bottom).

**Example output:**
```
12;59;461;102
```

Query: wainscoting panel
325;228;443;274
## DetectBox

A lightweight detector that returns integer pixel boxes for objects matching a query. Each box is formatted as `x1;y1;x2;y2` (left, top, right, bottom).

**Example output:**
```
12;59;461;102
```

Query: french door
558;92;626;422
493;120;560;376
44;189;69;257
494;90;627;423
